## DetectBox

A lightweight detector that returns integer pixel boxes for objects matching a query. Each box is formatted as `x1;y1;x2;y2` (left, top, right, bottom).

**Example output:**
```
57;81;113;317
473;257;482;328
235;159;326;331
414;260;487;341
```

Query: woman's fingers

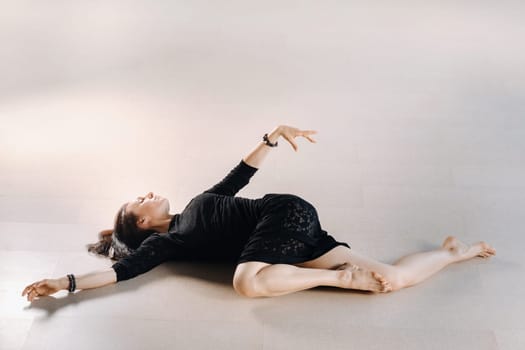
24;286;36;300
302;129;318;136
28;290;35;301
24;288;35;301
28;287;43;301
22;283;35;296
298;130;317;142
304;130;317;143
283;134;298;151
280;127;318;151
303;130;317;143
22;281;45;301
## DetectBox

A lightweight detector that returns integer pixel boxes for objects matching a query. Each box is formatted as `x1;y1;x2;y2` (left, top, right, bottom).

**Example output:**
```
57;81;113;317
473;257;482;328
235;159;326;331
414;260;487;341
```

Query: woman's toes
349;263;359;271
480;250;495;258
380;278;392;292
379;279;392;292
476;242;496;258
371;272;391;292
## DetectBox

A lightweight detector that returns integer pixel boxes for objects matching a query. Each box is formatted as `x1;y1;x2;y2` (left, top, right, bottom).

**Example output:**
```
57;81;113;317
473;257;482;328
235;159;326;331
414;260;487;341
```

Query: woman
22;124;496;301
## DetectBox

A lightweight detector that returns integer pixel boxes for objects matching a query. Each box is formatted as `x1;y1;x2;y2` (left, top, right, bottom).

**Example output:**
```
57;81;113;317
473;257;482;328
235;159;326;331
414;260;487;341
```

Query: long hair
86;203;157;260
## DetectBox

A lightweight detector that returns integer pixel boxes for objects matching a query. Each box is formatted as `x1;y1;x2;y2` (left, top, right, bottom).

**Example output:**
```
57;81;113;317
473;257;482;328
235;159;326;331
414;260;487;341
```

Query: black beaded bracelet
263;133;278;147
67;274;76;292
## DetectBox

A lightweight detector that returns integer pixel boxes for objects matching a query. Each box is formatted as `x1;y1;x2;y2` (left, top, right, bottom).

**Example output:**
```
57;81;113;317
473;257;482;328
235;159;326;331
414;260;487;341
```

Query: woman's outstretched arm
22;268;117;302
242;125;318;169
57;268;117;290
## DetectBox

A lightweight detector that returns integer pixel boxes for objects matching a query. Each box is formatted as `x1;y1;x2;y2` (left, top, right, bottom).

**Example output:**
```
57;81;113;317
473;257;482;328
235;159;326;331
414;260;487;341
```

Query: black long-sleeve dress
111;159;350;282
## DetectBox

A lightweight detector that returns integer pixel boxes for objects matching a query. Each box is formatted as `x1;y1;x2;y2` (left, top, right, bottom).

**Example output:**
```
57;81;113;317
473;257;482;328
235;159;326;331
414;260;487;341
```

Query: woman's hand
22;278;64;302
278;125;318;152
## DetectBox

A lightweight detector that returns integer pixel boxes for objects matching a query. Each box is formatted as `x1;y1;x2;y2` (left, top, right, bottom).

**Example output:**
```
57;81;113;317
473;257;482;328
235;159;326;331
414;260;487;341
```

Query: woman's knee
233;274;259;297
233;262;268;297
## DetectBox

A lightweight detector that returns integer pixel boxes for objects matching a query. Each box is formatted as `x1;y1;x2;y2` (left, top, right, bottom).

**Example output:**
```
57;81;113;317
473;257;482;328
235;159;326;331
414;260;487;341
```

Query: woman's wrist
266;126;281;144
58;276;70;290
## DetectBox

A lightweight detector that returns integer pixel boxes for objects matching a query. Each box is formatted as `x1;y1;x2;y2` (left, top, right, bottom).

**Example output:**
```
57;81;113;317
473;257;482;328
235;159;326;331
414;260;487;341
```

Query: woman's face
126;192;170;229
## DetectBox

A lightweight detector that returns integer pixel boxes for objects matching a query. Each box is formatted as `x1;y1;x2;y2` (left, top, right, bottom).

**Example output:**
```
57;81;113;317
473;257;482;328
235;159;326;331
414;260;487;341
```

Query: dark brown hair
86;202;157;260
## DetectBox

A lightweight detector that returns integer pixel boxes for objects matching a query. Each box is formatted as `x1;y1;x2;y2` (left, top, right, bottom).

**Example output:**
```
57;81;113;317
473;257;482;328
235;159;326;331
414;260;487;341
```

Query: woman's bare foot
442;236;496;262
337;263;392;293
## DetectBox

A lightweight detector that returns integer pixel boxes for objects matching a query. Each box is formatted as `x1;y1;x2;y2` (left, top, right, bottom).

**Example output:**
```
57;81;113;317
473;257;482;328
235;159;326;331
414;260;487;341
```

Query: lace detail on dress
281;200;319;240
259;235;308;256
249;199;322;257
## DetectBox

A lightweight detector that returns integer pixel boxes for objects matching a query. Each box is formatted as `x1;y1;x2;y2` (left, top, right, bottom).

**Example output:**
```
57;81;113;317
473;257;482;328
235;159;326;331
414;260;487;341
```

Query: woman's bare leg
232;236;495;297
391;236;495;286
233;260;392;298
295;235;496;291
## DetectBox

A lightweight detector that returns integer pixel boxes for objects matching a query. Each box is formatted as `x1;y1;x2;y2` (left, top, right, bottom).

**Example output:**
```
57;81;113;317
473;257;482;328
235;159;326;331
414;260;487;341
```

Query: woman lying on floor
22;124;496;301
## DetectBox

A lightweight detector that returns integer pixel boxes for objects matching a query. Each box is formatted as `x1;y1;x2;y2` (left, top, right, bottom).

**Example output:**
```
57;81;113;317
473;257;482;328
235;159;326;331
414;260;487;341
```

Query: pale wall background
1;1;524;349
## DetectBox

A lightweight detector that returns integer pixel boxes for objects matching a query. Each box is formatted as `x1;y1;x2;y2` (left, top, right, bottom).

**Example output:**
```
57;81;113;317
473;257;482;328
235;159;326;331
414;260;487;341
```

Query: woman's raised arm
22;268;117;302
242;125;317;169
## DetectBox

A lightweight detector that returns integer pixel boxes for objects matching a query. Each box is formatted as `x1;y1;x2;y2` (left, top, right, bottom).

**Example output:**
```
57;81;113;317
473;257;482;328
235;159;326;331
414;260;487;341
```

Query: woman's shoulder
140;232;184;247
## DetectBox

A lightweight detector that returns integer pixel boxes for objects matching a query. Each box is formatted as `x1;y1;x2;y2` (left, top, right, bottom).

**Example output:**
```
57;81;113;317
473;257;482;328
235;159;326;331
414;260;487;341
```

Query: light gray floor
1;1;524;349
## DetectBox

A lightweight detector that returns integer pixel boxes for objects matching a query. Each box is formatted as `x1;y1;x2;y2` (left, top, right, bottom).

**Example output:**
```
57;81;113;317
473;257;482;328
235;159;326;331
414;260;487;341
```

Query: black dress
111;159;350;282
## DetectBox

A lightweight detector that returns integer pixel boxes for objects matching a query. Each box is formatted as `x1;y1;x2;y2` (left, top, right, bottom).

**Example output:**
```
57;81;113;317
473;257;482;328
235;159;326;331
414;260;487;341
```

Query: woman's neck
153;214;175;234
